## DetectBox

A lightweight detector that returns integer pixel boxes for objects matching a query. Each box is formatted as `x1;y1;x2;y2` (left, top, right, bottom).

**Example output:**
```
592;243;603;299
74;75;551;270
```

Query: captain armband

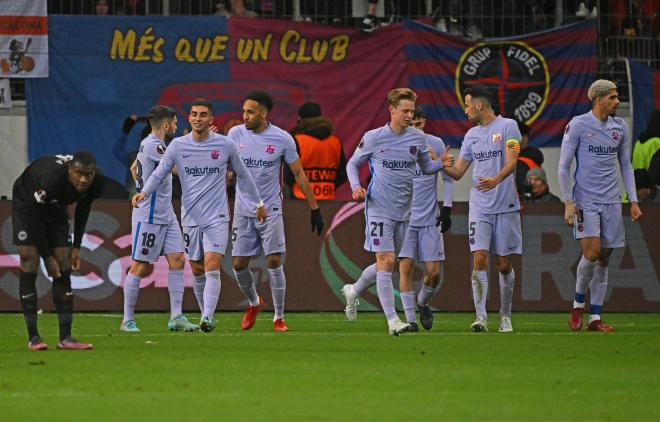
505;139;521;152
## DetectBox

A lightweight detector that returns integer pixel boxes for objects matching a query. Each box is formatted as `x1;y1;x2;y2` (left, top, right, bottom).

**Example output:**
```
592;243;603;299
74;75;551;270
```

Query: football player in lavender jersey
133;99;265;333
558;80;642;333
341;106;454;332
443;86;522;334
227;91;324;333
345;88;454;336
120;105;199;333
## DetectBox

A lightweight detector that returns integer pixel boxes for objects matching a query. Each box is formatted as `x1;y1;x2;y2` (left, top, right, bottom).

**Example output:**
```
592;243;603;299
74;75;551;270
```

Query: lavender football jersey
142;132;261;227
459;116;521;214
227;123;299;217
558;111;637;205
132;134;176;224
409;134;454;227
347;123;445;221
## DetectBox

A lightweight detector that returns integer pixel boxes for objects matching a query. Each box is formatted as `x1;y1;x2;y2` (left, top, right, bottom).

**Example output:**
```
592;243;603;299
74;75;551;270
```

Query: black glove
436;205;452;233
311;208;324;235
121;116;138;134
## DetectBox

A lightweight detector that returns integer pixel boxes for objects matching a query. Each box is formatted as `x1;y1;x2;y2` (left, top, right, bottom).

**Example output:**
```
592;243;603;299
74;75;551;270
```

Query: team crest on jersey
142;248;149;255
211;150;220;160
456;41;549;125
611;131;620;141
265;144;275;154
492;133;502;144
33;189;47;204
18;230;27;241
156;144;166;154
409;146;417;155
373;238;380;246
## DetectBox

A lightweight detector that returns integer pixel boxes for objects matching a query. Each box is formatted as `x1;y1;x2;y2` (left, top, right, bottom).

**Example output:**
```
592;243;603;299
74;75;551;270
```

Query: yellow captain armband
505;139;521;152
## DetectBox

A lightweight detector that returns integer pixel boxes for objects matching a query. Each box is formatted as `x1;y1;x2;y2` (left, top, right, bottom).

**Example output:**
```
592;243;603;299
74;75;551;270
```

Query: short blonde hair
387;88;417;107
587;79;617;101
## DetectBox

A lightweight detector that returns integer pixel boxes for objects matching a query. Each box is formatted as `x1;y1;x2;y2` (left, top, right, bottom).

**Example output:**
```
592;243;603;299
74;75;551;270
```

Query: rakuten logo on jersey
588;145;618;155
184;166;220;176
382;160;415;169
243;157;275;168
474;150;502;161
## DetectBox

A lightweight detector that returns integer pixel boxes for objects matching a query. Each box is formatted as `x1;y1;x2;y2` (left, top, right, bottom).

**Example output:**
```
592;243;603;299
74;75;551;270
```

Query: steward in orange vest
285;107;347;200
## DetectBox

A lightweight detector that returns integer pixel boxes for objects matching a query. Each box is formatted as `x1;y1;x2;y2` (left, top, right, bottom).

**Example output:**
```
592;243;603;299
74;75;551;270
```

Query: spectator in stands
575;1;597;19
633;109;660;170
95;0;110;15
361;0;380;32
214;1;230;16
285;102;347;200
229;0;258;17
523;167;560;202
515;121;545;195
611;0;660;37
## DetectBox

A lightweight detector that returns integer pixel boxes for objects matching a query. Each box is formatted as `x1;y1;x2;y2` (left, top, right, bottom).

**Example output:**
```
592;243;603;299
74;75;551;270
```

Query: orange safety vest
518;156;540;171
293;133;342;200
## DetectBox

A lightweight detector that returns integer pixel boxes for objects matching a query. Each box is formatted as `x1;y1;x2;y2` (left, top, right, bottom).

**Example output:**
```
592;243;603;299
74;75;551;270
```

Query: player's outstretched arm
418;146;454;175
442;157;469;181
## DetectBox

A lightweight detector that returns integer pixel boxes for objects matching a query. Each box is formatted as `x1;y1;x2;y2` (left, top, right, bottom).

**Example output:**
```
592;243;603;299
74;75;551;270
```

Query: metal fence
8;1;659;101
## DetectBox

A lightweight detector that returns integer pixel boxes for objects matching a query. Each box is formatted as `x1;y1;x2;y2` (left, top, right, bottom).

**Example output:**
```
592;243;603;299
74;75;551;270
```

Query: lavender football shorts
398;224;445;262
131;220;184;263
468;211;522;256
231;214;286;257
183;222;229;261
573;203;624;248
363;215;408;253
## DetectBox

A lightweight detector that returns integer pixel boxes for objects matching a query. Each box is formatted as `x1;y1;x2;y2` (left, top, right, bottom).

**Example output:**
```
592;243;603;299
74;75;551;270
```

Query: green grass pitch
1;312;659;421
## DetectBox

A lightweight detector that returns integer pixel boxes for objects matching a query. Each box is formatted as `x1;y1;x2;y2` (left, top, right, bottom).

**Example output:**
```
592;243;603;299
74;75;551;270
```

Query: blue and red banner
27;17;597;198
629;59;660;141
404;19;597;147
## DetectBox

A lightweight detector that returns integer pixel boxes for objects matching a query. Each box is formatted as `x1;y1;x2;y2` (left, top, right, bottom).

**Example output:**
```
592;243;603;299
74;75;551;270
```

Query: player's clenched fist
563;200;576;227
132;192;146;208
352;187;366;200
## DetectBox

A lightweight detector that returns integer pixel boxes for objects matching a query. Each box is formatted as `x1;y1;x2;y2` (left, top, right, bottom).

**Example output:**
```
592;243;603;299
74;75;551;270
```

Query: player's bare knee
232;256;249;271
496;259;512;274
129;260;151;277
399;258;414;274
203;253;222;272
426;272;441;286
189;260;205;277
473;252;488;270
586;253;600;263
166;252;186;270
376;254;396;270
265;253;282;269
19;254;40;273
